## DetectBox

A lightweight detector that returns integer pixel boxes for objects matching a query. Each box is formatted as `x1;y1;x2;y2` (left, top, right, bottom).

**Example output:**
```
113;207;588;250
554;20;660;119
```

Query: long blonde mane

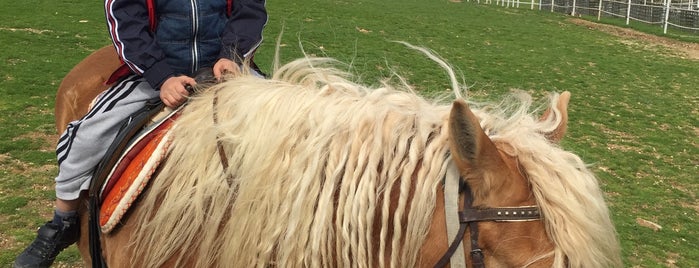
129;55;620;267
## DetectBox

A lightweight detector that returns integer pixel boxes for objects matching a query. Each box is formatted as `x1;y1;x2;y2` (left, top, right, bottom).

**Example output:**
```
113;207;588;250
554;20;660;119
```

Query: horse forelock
129;56;618;268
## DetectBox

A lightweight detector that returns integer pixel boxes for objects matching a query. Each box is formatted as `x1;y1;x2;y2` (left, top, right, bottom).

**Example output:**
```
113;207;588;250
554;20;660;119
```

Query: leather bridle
435;181;542;268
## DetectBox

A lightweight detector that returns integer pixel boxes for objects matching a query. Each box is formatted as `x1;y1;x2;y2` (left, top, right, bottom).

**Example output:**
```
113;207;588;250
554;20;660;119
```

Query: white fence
470;0;699;34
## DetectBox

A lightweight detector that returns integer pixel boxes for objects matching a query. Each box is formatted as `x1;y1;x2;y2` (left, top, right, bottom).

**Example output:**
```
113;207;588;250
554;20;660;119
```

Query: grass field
1;0;697;267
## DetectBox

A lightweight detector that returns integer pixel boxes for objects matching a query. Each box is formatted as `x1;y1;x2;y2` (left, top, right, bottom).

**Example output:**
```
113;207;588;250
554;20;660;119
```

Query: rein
211;87;237;187
184;67;232;184
212;88;230;171
435;180;541;268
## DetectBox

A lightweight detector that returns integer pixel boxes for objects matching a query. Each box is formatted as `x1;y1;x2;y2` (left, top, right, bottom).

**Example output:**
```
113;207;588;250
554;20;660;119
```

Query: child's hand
160;75;196;108
213;58;241;80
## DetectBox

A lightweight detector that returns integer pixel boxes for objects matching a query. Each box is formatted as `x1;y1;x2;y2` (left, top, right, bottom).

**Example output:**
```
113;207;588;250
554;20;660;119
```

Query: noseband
435;181;541;268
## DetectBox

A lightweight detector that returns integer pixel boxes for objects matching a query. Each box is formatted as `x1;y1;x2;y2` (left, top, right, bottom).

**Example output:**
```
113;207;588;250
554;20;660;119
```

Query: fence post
598;0;603;20
626;0;632;25
551;0;555;11
573;0;577;15
664;0;671;33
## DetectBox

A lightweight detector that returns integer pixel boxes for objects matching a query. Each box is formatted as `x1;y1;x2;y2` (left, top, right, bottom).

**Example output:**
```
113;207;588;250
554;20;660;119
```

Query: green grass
1;0;697;267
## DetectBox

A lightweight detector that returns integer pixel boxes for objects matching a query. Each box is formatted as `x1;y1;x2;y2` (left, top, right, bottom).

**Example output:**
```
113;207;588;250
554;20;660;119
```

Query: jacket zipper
190;0;199;73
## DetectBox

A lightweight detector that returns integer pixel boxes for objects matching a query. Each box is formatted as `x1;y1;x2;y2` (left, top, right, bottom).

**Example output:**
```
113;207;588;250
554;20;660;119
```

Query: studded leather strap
460;206;541;222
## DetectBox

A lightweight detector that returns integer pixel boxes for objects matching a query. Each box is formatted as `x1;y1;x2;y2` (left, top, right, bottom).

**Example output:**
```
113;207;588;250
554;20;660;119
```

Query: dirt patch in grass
0;231;19;250
14;131;59;152
568;18;699;60
0;27;52;35
1;154;43;175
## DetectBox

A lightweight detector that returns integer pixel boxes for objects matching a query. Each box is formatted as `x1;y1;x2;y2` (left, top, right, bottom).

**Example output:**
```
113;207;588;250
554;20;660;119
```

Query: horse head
445;91;620;267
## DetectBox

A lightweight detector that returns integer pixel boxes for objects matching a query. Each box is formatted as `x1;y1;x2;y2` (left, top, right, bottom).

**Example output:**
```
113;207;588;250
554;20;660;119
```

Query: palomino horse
56;46;621;267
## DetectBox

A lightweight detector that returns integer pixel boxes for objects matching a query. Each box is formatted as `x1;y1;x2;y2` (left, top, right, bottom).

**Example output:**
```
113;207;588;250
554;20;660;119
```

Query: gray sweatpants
55;75;160;200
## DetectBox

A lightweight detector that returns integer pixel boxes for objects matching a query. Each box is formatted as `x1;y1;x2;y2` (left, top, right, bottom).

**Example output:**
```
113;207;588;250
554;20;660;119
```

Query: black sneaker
13;217;79;268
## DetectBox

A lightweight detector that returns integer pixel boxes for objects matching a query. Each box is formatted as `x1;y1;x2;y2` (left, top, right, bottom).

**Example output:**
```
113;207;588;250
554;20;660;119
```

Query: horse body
56;49;621;267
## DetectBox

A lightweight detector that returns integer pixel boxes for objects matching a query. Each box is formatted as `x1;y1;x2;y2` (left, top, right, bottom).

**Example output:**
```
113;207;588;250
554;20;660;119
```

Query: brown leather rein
434;181;542;268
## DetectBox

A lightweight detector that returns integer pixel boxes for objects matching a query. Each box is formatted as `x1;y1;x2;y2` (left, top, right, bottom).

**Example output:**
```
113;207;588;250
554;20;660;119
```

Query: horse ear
540;91;570;143
448;100;507;183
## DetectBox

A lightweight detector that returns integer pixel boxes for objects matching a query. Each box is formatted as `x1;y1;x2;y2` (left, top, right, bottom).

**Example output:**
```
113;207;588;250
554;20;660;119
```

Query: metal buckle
471;248;485;267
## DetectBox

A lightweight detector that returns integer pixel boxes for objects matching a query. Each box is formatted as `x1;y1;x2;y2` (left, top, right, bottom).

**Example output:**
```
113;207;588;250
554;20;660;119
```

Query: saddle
88;68;217;241
96;104;178;233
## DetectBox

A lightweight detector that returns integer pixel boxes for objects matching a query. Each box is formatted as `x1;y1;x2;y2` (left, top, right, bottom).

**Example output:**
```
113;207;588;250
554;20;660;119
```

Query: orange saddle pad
98;112;179;233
